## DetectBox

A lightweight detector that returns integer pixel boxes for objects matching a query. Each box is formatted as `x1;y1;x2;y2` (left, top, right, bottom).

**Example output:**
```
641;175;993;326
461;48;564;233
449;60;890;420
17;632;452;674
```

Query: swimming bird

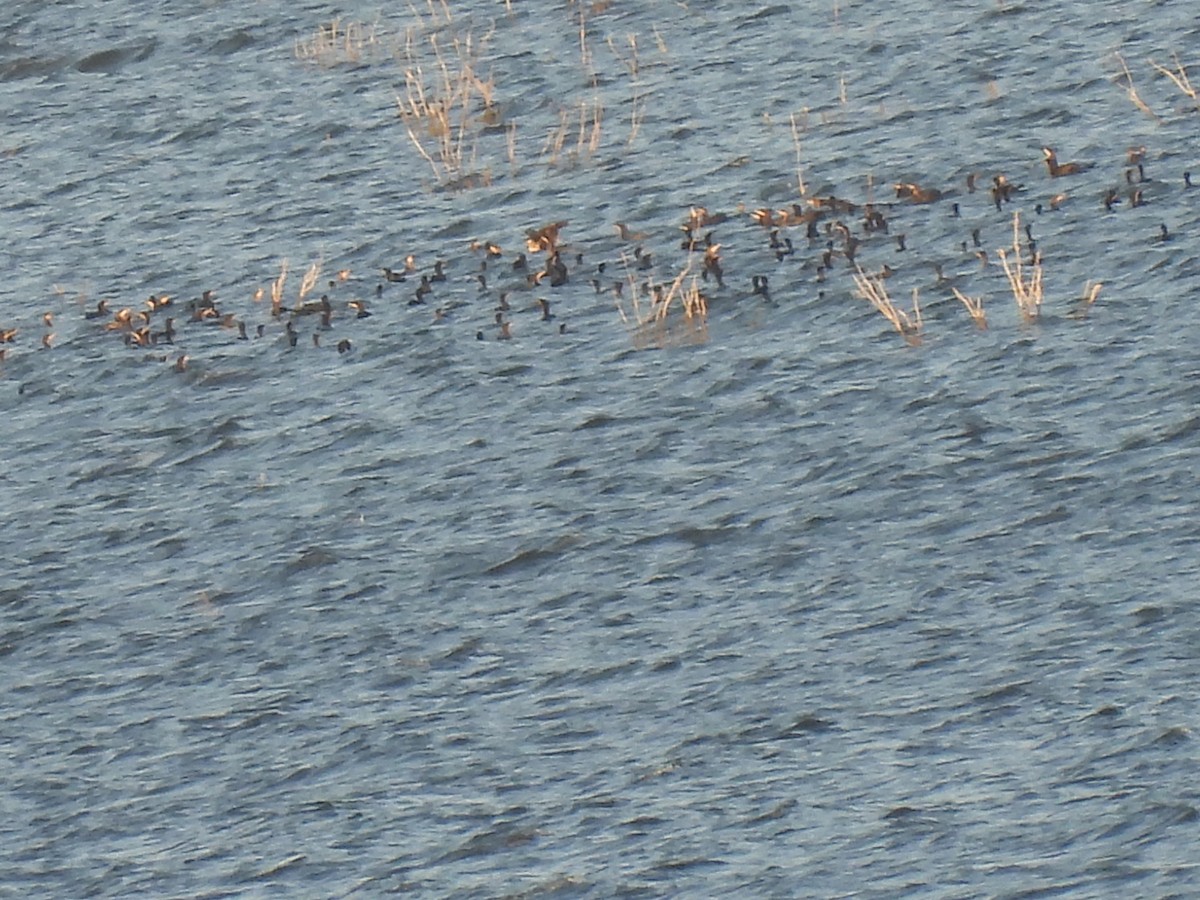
615;222;650;242
84;299;110;320
894;182;943;204
1042;146;1092;177
544;251;569;286
991;174;1022;209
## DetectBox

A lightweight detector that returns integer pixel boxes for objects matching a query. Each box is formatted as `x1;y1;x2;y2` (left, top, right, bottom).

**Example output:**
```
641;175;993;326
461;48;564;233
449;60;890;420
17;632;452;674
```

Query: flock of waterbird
0;143;1191;379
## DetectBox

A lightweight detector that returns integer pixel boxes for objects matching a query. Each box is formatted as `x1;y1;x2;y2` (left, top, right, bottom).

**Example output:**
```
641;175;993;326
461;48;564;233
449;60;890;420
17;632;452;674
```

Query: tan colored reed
1149;53;1198;106
952;288;988;330
295;19;382;67
1114;51;1163;123
996;212;1043;324
616;259;709;350
852;264;922;345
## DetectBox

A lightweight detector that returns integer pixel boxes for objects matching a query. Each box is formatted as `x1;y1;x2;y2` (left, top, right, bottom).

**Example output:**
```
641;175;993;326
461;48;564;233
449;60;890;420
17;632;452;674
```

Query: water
3;0;1200;895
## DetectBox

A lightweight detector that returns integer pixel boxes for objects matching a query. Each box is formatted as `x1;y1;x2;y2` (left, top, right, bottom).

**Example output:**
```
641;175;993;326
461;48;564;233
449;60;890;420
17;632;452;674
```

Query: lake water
3;0;1200;895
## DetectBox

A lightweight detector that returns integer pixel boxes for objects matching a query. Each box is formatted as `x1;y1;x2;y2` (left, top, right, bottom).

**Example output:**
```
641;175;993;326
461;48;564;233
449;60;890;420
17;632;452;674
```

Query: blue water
3;0;1200;895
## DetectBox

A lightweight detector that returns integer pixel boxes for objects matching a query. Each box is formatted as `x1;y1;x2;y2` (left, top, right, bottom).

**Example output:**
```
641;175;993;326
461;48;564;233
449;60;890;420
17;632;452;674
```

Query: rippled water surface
3;0;1200;896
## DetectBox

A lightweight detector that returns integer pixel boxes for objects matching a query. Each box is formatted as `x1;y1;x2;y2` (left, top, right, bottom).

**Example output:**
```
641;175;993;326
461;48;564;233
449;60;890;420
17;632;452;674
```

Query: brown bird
526;221;567;254
894;182;943;204
1042;146;1092;177
84;299;110;320
614;222;650;242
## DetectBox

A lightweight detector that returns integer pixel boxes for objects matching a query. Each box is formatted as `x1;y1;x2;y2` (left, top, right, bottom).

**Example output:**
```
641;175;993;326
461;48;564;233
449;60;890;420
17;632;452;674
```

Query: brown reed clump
395;25;499;189
297;259;322;303
852;263;922;345
1149;52;1198;110
270;260;289;315
1114;51;1164;123
996;212;1043;324
616;260;709;350
295;19;382;67
952;288;988;330
1068;280;1104;319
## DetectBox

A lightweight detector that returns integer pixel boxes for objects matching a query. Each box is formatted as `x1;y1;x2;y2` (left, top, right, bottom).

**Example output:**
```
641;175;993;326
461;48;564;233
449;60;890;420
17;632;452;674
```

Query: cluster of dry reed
996;212;1043;324
294;1;658;190
1115;50;1198;121
395;19;500;190
264;258;324;315
294;18;384;67
851;265;922;345
615;258;709;350
850;211;1108;344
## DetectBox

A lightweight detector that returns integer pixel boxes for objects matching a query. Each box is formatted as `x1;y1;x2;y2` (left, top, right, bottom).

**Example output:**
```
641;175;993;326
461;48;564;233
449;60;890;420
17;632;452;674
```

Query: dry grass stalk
577;4;593;75
295;19;381;66
542;108;571;165
616;259;709;350
1115;51;1163;123
579;96;603;158
628;89;646;146
505;121;518;171
852;264;922;345
270;260;289;313
652;25;668;56
395;25;500;188
298;259;323;302
789;112;807;196
951;288;988;330
996;212;1043;323
1149;52;1198;106
405;0;452;29
605;33;645;146
1067;280;1103;320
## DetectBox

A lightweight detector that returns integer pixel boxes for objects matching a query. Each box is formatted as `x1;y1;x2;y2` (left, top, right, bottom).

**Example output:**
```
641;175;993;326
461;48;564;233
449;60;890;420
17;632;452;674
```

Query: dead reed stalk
1069;280;1104;319
616;259;709;349
1149;53;1198;108
996;212;1043;323
789;112;807;197
1114;51;1163;123
606;34;644;146
270;260;289;313
298;259;322;302
395;25;498;188
295;19;381;66
952;288;988;330
852;264;922;345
